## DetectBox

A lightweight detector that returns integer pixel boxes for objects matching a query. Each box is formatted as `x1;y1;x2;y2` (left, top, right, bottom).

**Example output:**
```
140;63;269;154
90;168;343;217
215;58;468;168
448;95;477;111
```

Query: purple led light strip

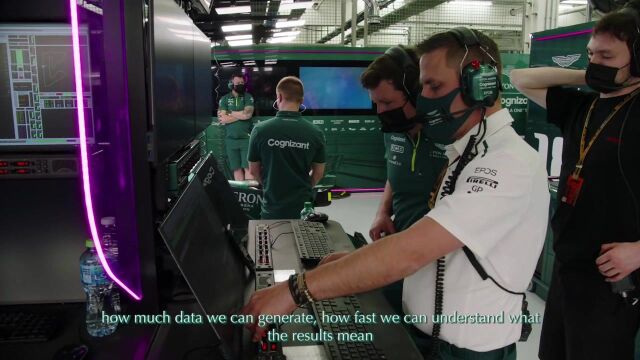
533;29;592;42
69;0;141;300
331;188;384;193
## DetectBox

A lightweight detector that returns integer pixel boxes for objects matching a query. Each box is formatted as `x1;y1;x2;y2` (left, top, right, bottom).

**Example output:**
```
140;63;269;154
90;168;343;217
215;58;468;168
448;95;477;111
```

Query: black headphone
384;46;420;105
448;27;501;107
619;4;640;77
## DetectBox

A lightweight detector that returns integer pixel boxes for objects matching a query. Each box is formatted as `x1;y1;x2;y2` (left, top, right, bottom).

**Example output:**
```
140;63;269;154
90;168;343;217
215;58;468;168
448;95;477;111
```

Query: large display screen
212;62;373;116
299;66;371;110
0;24;94;147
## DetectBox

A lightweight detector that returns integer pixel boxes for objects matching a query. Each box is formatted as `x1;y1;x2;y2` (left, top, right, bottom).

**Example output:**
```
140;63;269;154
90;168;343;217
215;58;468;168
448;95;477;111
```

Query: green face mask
416;88;475;145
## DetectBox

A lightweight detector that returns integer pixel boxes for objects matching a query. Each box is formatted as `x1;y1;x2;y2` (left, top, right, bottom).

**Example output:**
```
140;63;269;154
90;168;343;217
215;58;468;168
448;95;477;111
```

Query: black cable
270;232;293;247
430;113;492;355
267;221;290;231
431;127;480;355
618;96;640;235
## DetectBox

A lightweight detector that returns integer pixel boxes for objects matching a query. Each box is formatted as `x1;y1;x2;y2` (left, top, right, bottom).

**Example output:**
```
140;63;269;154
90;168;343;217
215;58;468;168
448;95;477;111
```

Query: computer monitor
0;24;94;148
193;153;249;237
158;176;251;359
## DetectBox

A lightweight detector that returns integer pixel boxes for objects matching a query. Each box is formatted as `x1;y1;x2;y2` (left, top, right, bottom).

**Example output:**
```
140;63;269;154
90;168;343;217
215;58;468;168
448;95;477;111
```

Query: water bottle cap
85;239;95;248
101;217;115;226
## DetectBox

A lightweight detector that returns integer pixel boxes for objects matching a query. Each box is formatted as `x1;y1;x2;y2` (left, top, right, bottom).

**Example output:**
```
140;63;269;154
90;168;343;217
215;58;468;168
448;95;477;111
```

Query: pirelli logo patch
466;176;499;189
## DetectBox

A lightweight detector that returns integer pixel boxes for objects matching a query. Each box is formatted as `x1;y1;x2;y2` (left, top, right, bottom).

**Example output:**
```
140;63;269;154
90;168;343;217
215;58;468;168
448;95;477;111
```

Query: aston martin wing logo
552;54;581;68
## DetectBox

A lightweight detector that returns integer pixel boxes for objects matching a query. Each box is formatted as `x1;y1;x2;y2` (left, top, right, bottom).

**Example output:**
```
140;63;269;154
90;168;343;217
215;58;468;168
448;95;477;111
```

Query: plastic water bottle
80;239;118;337
100;217;121;313
300;201;314;220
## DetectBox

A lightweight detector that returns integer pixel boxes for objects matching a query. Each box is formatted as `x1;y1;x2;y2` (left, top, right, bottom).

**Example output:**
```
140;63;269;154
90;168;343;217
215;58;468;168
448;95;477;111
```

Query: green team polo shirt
218;92;254;139
248;111;326;219
384;131;448;231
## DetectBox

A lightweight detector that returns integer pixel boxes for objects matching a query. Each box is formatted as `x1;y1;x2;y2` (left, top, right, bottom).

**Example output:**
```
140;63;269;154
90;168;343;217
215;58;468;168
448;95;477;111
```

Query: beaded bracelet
299;272;316;303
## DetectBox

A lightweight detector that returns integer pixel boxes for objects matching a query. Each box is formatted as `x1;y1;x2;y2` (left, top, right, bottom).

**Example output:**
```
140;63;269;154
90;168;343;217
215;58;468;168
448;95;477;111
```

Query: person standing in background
218;73;254;181
248;76;326;219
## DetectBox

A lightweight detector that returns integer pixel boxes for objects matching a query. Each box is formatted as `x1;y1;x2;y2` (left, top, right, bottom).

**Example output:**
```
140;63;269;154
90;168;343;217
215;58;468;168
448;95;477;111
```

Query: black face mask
377;100;417;133
585;62;630;94
233;84;245;94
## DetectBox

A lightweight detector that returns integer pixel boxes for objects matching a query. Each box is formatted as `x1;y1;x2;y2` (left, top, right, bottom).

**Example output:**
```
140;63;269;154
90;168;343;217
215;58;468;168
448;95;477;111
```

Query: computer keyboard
311;296;386;360
0;311;59;343
291;220;332;265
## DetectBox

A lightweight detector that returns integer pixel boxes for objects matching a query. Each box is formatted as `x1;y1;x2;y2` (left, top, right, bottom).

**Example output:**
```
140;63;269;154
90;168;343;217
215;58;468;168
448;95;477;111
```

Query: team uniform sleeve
426;152;535;258
247;126;261;162
312;130;326;164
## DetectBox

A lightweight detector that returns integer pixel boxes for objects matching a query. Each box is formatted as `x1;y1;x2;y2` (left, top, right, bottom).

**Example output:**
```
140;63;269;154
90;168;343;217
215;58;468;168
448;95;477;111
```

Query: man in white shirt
242;28;549;359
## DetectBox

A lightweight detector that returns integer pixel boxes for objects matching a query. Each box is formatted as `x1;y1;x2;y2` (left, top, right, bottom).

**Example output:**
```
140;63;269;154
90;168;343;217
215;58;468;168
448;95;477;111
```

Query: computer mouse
304;212;328;223
53;344;89;360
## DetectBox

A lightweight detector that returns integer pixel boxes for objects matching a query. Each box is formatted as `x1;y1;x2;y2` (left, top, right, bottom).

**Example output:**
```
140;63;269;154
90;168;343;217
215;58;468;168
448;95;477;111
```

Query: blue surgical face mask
416;88;475;145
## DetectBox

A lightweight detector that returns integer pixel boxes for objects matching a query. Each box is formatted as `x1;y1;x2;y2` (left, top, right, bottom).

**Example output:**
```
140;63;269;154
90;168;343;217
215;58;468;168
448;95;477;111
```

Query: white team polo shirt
402;108;549;351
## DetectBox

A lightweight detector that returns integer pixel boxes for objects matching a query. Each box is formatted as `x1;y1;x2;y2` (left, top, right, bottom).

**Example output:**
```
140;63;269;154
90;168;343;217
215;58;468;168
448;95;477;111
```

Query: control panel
255;224;273;271
255;271;274;291
0;154;78;179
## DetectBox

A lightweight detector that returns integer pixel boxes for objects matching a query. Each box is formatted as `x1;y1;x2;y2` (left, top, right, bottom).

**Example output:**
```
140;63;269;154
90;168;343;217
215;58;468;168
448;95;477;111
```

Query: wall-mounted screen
299;66;371;110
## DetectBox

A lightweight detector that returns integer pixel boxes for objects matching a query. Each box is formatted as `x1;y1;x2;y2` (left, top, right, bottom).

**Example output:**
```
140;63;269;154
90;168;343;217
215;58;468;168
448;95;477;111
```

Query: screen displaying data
0;24;94;147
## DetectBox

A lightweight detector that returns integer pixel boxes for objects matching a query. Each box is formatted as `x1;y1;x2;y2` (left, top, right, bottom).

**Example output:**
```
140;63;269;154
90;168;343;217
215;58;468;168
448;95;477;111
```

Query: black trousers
539;263;640;360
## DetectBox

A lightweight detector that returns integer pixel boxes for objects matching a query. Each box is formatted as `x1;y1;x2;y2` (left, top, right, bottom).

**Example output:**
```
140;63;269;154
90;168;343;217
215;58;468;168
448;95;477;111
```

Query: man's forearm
376;181;393;217
310;172;322;187
251;168;262;184
306;217;462;300
511;67;586;90
230;111;251;120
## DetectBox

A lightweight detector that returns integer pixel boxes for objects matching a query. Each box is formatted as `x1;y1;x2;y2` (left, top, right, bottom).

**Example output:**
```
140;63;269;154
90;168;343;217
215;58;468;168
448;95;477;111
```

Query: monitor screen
158;176;251;358
299;66;371;110
0;24;94;147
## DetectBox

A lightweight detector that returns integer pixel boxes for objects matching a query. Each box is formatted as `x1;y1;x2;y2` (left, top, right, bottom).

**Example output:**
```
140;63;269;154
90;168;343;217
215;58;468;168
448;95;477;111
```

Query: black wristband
288;274;305;306
287;274;298;304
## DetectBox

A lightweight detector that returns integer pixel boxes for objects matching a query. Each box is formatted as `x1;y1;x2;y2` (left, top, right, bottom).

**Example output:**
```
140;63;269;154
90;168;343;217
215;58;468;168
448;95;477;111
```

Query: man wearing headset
359;46;447;314
511;3;640;358
218;73;254;181
243;29;549;359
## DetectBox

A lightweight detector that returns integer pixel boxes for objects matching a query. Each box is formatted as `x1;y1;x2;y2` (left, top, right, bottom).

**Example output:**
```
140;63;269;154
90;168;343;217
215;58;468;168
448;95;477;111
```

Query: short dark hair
415;29;502;78
593;2;640;57
231;73;244;81
360;46;419;95
276;76;304;103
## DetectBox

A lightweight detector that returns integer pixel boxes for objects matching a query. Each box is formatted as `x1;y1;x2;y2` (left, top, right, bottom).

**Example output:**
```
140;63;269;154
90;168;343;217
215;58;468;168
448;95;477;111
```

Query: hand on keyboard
241;282;297;342
318;251;349;266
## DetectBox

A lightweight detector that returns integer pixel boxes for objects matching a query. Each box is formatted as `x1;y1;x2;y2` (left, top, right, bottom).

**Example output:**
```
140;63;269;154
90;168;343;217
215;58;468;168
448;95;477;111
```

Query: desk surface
246;219;423;360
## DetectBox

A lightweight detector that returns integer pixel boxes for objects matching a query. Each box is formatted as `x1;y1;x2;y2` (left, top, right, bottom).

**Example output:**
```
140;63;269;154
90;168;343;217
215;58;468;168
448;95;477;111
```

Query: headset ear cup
228;80;233;90
460;67;474;106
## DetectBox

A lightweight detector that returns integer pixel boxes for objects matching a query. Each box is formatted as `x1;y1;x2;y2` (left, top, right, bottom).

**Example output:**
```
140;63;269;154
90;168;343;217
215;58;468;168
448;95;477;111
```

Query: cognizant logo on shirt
267;139;310;149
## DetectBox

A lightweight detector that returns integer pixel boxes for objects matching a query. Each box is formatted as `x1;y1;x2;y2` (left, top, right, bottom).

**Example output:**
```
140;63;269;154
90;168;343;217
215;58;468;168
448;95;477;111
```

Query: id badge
561;176;584;206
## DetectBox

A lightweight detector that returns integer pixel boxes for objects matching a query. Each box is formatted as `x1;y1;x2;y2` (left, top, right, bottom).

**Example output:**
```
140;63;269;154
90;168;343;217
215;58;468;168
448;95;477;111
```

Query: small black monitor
0;24;94;149
158;176;251;358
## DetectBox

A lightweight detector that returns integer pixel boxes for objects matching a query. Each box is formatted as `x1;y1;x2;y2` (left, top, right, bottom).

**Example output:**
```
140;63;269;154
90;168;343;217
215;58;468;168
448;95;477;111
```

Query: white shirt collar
445;108;513;161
